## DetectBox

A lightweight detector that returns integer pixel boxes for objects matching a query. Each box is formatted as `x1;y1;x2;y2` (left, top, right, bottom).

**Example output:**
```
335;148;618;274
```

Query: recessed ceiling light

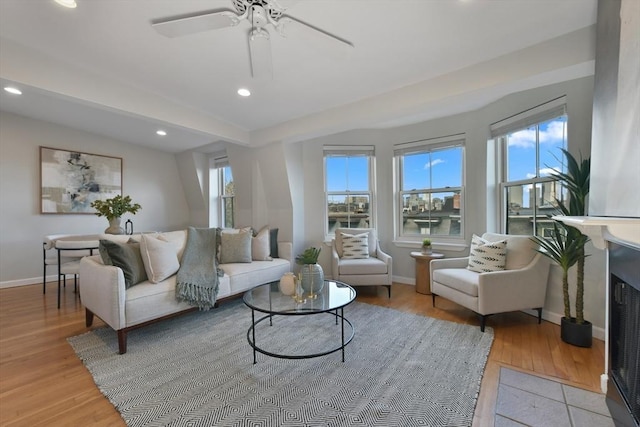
156;130;167;136
4;87;22;95
54;0;77;8
237;88;251;97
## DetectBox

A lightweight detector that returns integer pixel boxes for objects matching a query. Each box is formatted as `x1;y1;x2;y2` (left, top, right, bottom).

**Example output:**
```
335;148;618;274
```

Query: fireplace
607;242;640;427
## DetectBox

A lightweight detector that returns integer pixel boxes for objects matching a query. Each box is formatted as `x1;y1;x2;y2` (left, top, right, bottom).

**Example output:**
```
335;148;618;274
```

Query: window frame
219;165;234;229
394;135;466;243
323;145;376;238
493;100;568;237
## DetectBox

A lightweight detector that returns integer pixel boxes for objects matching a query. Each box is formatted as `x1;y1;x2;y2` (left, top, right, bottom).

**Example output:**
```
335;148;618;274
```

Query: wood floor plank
0;282;605;426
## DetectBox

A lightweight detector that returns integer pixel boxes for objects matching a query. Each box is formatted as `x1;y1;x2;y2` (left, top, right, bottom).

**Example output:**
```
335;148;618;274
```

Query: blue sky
325;116;567;192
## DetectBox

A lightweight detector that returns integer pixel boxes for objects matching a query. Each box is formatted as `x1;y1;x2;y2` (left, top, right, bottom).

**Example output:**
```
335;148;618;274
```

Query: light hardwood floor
0;282;605;426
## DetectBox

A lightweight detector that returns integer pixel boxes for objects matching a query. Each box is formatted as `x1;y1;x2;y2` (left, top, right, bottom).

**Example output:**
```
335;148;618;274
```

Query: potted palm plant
532;149;592;347
91;194;141;235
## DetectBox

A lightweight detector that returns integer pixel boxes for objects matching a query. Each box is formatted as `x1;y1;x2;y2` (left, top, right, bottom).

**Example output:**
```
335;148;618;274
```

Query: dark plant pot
561;317;592;348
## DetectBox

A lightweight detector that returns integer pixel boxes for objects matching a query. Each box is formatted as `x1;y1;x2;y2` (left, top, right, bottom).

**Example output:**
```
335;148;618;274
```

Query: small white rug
69;299;494;426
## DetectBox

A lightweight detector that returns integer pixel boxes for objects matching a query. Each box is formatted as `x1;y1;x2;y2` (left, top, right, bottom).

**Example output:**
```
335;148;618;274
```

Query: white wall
288;76;605;333
0;112;190;286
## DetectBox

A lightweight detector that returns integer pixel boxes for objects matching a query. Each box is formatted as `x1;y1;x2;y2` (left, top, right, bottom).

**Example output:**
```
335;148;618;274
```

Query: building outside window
394;135;465;240
324;146;375;236
491;98;568;236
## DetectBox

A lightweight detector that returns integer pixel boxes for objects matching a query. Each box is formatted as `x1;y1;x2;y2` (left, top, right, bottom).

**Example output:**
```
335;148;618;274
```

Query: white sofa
79;230;292;354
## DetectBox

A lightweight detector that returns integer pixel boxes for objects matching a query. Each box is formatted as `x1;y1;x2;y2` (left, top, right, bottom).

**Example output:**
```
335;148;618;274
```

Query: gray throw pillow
99;239;148;288
220;231;252;263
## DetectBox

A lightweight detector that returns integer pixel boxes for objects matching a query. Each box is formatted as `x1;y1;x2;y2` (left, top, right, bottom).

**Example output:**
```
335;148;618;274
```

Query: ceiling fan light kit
151;0;353;79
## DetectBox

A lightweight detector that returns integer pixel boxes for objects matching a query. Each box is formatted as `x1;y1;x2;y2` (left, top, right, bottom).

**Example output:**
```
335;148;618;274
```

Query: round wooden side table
410;251;444;295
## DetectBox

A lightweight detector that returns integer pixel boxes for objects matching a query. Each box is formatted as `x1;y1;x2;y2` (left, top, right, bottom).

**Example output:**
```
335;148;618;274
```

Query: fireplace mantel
553;216;640;250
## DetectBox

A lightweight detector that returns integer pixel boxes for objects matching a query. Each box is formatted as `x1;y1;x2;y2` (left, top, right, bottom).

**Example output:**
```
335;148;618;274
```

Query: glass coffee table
243;280;356;364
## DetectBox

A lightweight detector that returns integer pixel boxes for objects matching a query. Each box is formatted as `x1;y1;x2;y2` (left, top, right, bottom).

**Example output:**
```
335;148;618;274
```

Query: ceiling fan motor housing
250;5;269;28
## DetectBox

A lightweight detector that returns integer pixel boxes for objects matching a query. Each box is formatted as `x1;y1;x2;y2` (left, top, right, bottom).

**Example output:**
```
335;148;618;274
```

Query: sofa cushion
270;228;279;258
140;234;180;283
433;268;480;297
219;258;290;294
341;232;370;259
99;239;148;288
251;226;272;261
338;257;387;275
467;234;507;273
157;230;187;261
220;230;252;263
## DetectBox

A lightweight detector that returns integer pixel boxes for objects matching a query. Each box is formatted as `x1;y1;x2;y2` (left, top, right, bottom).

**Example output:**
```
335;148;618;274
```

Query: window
324;146;375;235
394;135;465;240
210;155;234;228
492;98;567;236
220;166;234;228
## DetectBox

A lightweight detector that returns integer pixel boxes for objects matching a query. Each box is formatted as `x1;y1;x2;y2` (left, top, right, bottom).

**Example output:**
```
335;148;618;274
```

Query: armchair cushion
334;228;377;258
433;268;479;297
467;234;507;273
338;257;388;275
341;232;370;259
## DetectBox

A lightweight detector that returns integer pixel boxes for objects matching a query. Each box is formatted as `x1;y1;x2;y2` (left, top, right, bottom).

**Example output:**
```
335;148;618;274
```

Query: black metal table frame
246;298;355;364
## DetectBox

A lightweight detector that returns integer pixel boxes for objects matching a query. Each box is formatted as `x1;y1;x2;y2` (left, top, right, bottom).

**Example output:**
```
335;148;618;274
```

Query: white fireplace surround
554;216;640;250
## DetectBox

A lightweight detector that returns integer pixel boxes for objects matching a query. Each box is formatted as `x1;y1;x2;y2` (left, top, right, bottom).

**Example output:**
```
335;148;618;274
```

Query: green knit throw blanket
176;227;221;310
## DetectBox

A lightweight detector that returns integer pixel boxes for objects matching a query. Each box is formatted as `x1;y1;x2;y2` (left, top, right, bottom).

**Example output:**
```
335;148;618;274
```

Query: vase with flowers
90;194;141;235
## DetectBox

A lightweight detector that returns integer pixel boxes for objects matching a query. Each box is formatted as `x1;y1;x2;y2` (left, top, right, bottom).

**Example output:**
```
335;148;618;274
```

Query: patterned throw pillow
467;234;507;273
341;232;370;259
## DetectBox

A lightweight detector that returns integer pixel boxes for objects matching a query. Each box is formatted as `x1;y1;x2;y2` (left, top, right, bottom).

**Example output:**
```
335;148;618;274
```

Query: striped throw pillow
341;232;370;259
467;234;507;273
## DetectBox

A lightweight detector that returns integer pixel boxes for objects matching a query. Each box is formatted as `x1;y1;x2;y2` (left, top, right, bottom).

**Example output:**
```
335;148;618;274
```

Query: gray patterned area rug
68;299;494;426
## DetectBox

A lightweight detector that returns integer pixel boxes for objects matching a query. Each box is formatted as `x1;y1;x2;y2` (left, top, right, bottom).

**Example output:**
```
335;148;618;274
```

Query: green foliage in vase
295;247;321;265
90;195;141;220
422;238;431;247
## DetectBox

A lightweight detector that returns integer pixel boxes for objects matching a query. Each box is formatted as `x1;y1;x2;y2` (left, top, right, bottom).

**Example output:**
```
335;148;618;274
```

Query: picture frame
40;146;123;214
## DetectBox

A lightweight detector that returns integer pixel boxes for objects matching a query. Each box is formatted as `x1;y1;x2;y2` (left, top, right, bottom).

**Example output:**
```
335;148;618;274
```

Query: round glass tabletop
243;280;356;315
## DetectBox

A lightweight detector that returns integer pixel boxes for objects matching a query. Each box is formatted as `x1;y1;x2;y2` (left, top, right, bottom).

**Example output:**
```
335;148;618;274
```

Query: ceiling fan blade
152;9;240;38
249;28;273;80
278;16;353;59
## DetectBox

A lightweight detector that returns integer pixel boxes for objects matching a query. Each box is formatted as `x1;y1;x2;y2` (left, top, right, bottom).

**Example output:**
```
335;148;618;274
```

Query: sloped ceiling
0;0;597;153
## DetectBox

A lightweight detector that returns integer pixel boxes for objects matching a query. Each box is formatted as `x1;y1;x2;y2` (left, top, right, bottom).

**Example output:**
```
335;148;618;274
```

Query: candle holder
291;274;306;304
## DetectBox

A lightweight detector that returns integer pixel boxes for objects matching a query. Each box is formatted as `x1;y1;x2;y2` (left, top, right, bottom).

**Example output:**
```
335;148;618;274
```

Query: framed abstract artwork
40;146;123;214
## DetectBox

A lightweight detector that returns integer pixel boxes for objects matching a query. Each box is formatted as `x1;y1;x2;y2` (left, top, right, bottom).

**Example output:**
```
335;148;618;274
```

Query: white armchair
331;228;393;297
430;232;550;331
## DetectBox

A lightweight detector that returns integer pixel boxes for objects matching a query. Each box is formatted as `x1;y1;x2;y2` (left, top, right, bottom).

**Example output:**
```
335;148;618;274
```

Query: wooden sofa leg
385;285;391;298
431;293;436;307
118;330;128;354
85;309;94;327
480;315;487;332
535;307;543;324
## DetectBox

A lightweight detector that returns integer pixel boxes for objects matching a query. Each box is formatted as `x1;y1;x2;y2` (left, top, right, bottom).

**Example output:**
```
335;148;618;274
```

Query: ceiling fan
151;0;354;79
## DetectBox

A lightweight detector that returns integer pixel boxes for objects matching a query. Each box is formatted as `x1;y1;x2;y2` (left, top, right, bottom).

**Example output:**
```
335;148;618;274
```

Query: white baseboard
392;275;414;285
0;275;49;289
522;308;605;341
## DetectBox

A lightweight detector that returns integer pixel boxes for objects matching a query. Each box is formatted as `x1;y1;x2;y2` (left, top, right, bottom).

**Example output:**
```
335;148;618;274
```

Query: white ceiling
0;0;597;153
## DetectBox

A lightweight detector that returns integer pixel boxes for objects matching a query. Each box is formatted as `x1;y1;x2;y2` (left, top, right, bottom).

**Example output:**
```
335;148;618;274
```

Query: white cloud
540;120;566;145
508;129;536;149
424;158;445;169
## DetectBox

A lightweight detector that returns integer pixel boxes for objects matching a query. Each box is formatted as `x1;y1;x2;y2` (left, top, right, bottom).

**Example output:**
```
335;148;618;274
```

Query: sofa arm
277;241;293;270
79;255;127;330
331;240;340;279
